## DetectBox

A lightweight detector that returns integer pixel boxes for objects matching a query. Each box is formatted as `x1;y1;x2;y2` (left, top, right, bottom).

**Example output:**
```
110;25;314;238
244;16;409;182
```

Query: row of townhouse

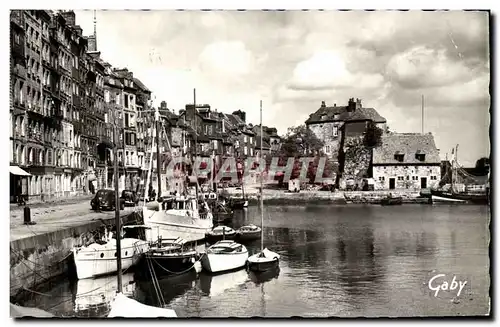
137;102;282;185
306;98;442;191
9;10;153;202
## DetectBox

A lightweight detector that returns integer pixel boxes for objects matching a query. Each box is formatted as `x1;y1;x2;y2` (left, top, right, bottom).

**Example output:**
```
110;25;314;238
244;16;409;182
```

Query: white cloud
386;46;476;89
287;50;384;91
198;41;254;76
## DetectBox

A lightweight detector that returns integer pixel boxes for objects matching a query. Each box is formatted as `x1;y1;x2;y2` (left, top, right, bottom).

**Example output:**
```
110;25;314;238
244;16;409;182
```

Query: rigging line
145;254;164;307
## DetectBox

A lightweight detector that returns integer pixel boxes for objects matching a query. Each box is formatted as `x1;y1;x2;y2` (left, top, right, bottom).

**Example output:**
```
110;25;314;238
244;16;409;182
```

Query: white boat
247;100;280;273
74;273;135;313
247;248;280;272
72;237;149;280
201;240;249;273
143;194;213;243
108;293;177;318
431;194;467;203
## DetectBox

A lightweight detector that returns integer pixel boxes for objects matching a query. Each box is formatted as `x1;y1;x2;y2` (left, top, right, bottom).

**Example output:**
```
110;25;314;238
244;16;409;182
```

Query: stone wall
10;211;139;300
308;122;343;159
343;190;427;204
372;165;440;190
339;136;371;188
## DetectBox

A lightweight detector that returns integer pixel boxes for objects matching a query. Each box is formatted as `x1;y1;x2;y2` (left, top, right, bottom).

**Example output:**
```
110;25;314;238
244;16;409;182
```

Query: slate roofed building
372;133;441;190
306;98;386;160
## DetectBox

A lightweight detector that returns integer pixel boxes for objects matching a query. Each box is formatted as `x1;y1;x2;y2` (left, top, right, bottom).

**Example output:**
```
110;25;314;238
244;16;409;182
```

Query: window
244;135;247;143
325;145;330;153
104;90;110;103
250;148;254;156
378;176;385;181
333;125;338;137
397;176;404;181
244;146;248;155
430;176;437;180
412;176;418;181
124;95;129;108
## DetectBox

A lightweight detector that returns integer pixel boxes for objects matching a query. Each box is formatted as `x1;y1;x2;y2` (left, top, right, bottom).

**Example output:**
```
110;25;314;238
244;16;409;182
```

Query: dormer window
415;150;426;161
394;151;404;162
320;114;327;120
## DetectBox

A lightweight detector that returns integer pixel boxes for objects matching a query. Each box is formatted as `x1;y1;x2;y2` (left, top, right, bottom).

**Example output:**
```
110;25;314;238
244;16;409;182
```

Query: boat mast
155;105;162;200
193;88;198;199
113;109;122;293
421;94;424;134
260;100;264;252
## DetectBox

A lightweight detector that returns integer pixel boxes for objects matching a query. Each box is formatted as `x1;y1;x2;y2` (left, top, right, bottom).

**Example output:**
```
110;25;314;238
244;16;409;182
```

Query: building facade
306;98;386;160
372;133;441;190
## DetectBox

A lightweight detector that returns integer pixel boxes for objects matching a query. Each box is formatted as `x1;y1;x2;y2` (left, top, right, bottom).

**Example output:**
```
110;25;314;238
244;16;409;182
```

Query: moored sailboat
201;240;249;273
106;103;177;318
247;100;280;272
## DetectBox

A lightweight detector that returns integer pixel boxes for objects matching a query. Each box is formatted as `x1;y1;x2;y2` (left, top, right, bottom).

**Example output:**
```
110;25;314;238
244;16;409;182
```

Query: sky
74;10;490;167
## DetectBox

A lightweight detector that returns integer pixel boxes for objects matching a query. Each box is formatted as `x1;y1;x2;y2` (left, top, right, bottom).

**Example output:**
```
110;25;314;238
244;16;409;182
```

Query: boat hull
230;199;248;209
247;257;279;272
237;231;261;242
380;198;403;206
201;250;249;273
139;252;198;277
206;232;237;244
72;240;149;280
430;190;488;204
143;208;213;243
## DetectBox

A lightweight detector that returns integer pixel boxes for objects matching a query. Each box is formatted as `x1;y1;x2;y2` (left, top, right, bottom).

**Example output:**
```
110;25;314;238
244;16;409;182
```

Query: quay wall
10;211;141;300
241;190;428;205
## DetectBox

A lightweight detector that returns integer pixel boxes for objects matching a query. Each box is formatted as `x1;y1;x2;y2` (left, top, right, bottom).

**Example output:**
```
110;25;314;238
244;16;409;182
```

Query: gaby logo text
428;274;467;297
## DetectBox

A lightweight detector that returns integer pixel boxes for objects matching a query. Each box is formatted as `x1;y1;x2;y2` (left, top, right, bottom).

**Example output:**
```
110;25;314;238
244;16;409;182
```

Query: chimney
347;98;356;112
334;103;336;107
321;101;326;108
356;98;362;109
160;101;167;110
232;110;246;123
60;11;76;26
87;35;97;52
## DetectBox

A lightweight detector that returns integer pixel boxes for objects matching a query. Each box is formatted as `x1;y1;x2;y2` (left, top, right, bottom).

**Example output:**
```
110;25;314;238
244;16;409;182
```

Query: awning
9;166;31;176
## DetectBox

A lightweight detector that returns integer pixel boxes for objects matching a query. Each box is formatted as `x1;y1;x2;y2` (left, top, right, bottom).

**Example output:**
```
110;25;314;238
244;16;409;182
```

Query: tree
267;124;337;185
474;157;490;176
363;121;383;148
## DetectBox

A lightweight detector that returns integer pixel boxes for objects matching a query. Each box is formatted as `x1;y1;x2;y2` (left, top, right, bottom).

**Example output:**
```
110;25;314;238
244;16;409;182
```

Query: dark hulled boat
205;226;237;243
137;237;199;278
236;224;262;242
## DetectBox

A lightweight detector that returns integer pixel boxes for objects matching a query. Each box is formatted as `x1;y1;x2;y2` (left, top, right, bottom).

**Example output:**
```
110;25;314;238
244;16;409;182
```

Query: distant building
372;133;441;190
305;98;386;160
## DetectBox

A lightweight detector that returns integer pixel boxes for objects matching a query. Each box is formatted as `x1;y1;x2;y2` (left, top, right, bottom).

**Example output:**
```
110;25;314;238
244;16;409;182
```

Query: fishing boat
201;240;249;273
380;194;403;206
247;100;280;273
236;224;262;242
430;144;489;205
141;106;214;242
139;237;199;277
143;194;214;243
205;225;237;243
72;236;149;280
105;105;177;318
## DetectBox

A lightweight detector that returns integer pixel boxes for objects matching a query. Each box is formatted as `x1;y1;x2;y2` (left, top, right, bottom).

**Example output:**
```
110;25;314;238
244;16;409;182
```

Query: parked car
90;189;125;211
121;190;139;207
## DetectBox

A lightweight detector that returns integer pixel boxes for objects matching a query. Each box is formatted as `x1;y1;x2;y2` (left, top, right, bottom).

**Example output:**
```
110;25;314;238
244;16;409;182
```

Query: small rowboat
205;226;237;243
236;224;261;242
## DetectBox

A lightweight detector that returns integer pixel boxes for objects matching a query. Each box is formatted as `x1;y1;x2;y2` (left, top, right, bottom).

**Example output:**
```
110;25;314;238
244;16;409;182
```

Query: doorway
389;178;396;190
421;177;427;189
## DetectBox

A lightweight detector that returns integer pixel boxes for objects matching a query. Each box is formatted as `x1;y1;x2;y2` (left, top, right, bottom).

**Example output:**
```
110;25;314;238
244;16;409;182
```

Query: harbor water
18;204;490;317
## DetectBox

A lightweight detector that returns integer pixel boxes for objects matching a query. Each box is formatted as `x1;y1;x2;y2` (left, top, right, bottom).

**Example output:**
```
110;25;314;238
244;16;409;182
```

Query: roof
133;77;150;93
373;133;441;165
306;104;386;124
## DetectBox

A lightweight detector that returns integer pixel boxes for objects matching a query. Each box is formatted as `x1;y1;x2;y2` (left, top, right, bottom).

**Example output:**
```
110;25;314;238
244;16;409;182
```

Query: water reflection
134;270;197;306
74;272;135;317
198;269;249;297
16;205;490;317
248;268;280;285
